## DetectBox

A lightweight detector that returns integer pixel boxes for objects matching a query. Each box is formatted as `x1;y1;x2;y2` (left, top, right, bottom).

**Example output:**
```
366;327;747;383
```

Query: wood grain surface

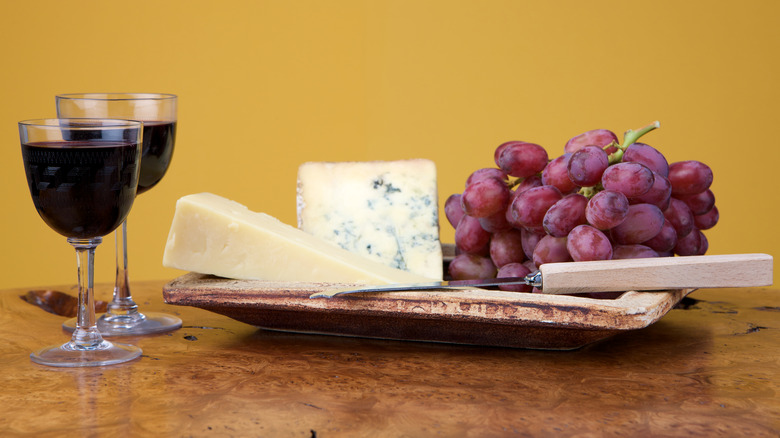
0;281;778;437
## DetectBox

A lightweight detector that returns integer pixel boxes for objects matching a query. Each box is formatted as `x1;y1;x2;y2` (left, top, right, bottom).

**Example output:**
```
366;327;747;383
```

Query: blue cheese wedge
162;193;436;284
297;159;443;280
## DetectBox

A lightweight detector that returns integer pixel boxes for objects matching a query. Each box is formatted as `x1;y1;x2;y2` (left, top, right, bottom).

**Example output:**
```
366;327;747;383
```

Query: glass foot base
31;340;142;367
63;312;182;336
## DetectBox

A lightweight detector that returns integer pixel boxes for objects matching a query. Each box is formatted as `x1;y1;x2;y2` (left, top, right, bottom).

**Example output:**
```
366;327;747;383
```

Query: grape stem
578;186;598;198
607;121;660;164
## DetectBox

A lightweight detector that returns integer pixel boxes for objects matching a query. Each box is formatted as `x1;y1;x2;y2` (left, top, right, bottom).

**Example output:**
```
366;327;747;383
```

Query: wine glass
19;118;143;367
56;93;182;336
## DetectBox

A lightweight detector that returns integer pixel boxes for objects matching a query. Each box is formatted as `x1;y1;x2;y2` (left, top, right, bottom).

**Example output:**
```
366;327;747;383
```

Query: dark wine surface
138;121;176;194
63;121;176;195
21;141;140;238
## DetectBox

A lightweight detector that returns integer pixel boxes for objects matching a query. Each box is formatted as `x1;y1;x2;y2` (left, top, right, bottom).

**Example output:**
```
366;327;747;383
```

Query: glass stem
107;219;141;319
68;237;105;349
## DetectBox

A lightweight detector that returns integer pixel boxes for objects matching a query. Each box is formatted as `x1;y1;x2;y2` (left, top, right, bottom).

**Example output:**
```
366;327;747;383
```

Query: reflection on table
0;281;777;436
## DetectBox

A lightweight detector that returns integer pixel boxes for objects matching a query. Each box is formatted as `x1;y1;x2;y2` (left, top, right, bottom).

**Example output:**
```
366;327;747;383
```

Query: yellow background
1;0;777;289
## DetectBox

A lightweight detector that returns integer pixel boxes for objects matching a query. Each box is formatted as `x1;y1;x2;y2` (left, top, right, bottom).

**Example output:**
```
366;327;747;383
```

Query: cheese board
162;273;695;350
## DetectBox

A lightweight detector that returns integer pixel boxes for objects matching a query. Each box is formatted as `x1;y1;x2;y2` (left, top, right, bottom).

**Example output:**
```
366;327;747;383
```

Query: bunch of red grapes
445;122;718;291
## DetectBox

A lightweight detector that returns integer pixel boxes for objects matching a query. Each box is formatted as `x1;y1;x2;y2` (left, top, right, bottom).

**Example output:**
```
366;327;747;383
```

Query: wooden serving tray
163;273;693;350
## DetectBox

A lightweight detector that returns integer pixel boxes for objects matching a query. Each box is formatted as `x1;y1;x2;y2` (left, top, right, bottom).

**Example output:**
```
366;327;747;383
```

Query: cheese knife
309;253;773;298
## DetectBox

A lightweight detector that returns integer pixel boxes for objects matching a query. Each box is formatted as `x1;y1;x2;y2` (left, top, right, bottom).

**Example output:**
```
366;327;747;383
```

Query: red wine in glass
137;121;176;194
21;141;139;237
59;120;176;194
20;118;143;367
55;93;181;336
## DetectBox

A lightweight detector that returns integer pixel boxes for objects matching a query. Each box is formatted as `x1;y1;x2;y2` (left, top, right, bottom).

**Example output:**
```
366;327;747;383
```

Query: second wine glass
56;93;182;336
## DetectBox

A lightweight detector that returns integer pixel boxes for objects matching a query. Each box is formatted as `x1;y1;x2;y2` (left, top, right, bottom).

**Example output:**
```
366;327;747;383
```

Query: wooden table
0;281;777;437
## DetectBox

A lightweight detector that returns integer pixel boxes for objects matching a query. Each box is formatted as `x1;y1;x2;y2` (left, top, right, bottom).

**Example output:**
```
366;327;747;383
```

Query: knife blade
309;274;542;298
309;253;773;299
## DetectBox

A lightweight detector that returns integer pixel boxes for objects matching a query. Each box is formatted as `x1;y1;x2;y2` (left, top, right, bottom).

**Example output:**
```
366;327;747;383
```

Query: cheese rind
297;159;443;280
162;193;436;284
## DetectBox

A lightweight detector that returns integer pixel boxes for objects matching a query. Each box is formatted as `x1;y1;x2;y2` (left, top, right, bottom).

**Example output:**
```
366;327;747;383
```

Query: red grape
567;225;613;261
542;153;577;193
479;210;513;233
567;145;609;187
489;229;526;267
461;177;510;218
494;141;523;168
505;205;523;229
699;232;709;254
622;142;669;177
521;227;546;260
676;189;715;215
585;190;629;230
543;194;588;237
507;175;543;226
611;203;665;244
612;244;659;259
668;161;713;196
466;168;508;187
498;142;549;178
694;205;719;230
509;185;563;229
663;197;695;239
564;129;618;154
629;173;672;211
601;162;655;198
674;228;707;256
496;263;533;292
449;253;497;280
444;194;465;228
454;215;490;254
512;174;544;199
642;219;677;253
532;235;572;266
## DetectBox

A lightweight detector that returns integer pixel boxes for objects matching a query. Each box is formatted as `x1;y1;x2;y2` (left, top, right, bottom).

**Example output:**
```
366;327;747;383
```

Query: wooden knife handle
539;253;773;295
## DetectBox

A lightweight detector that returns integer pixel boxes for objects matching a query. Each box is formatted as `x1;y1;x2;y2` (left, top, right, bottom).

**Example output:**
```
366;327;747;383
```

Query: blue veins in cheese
162;192;436;284
296;159;443;280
